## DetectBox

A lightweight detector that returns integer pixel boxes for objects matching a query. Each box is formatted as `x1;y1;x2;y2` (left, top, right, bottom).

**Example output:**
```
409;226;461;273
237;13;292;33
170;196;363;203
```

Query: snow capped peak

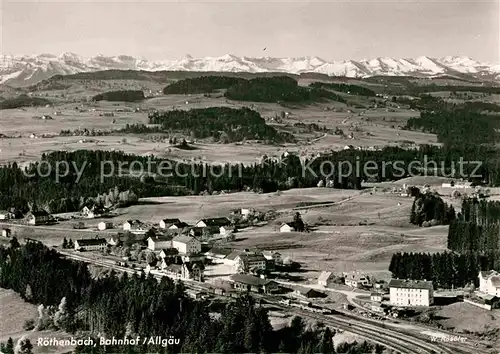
0;53;498;86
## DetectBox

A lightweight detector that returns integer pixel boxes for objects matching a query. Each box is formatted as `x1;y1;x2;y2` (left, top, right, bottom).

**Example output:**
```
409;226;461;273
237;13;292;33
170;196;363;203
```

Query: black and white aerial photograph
0;0;499;353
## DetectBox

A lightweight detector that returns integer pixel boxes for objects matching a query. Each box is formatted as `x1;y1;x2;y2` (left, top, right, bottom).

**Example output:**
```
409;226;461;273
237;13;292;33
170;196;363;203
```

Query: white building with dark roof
148;235;172;251
389;279;434;307
74;238;107;251
479;270;500;297
172;235;201;254
318;271;334;287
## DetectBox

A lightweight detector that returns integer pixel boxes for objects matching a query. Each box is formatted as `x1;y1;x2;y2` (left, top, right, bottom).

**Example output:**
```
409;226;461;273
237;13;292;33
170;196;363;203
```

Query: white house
263;251;283;265
479;270;500;297
98;221;113;231
389;279;434;307
148;235;172;251
172;235;201;254
234;252;267;273
318;271;334;287
159;218;181;229
168;221;189;231
25;211;51;225
81;206;95;219
123;220;147;234
371;292;383;302
195;217;231;228
279;223;295;233
344;272;370;288
1;228;11;238
74;238;107;251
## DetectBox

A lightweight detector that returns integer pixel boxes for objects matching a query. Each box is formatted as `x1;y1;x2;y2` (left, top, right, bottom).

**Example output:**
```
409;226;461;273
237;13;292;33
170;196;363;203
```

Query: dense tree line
447;199;500;254
1;145;500;214
92;90;145;102
389;251;500;288
224;76;346;104
410;192;456;226
309;82;376;97
148;107;296;143
406;107;498;149
0;95;51;110
0;242;382;354
163;76;245;94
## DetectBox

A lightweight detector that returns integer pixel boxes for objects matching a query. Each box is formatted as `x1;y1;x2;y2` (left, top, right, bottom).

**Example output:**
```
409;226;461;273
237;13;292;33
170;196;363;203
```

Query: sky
1;0;499;63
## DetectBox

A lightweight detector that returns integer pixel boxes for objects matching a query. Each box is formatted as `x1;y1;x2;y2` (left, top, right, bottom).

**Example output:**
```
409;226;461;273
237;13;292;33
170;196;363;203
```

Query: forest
147;107;296;143
406;106;499;149
391;199;500;287
410;192;456;226
389;251;500;288
163;76;245;94
1;145;500;214
308;82;376;97
0;95;51;109
224;76;345;104
161;75;345;104
0;242;383;354
447;199;500;254
92;90;145;102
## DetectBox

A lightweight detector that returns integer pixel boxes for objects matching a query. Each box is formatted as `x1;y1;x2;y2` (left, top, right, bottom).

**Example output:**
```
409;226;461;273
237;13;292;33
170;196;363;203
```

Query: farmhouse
98;221;113;231
158;248;179;259
0;210;15;220
231;208;252;219
172;235;201;254
25;211;52;225
223;250;242;266
82;205;108;219
479;270;500;297
279;223;295;233
168;221;189;230
371;292;383;302
295;288;326;299
159;218;182;229
74;238;107;251
389;279;434;307
123;220;148;234
344;272;370;288
262;251;283;265
148;235;172;251
1;228;11;238
230;274;278;294
234;252;267;274
162;262;204;281
189;227;204;237
317;271;334;287
205;248;233;262
195;217;231;228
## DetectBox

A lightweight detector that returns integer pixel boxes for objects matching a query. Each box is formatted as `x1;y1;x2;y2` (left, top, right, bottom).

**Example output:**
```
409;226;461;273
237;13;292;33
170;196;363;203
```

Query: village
1;181;499;330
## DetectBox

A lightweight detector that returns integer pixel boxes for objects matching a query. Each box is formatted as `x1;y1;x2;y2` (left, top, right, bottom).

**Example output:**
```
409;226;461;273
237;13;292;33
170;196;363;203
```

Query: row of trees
2;145;500;214
0;95;51;110
308;82;376;97
389;251;500;288
447;199;500;254
0;242;382;353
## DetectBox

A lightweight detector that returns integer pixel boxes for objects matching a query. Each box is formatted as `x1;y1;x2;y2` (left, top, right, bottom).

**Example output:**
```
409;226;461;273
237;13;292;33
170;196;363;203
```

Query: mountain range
1;53;499;87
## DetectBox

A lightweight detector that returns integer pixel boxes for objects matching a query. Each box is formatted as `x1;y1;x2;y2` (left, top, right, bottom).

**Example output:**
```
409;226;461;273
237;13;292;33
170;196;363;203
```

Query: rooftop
318;271;333;282
389;279;434;290
76;238;107;246
199;217;231;227
172;235;198;244
230;274;275;287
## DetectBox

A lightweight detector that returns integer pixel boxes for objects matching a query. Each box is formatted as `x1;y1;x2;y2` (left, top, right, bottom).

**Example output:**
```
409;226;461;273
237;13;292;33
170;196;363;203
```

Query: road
58;250;491;354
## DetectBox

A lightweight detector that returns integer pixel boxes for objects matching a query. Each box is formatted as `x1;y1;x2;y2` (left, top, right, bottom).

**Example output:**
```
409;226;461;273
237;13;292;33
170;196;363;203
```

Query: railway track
60;251;491;354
